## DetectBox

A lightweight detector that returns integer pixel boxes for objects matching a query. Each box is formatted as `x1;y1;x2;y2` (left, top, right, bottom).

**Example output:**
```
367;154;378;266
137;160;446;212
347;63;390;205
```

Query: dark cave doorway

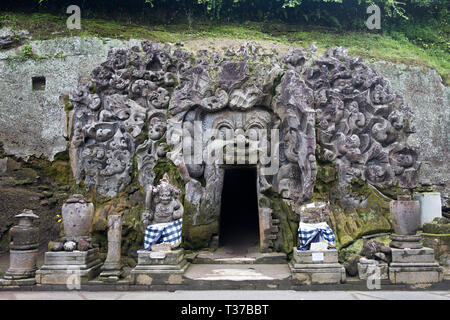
219;167;260;253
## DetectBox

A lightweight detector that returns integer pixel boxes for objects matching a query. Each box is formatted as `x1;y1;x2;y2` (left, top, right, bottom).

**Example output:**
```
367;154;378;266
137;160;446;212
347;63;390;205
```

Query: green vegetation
8;43;46;61
0;11;448;84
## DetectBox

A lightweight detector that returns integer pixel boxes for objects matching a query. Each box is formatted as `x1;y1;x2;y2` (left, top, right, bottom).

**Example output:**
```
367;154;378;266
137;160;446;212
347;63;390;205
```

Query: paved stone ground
0;290;448;300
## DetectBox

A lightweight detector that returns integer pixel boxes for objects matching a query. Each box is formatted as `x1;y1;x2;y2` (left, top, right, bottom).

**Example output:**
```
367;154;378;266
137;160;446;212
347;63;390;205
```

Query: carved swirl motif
305;47;420;188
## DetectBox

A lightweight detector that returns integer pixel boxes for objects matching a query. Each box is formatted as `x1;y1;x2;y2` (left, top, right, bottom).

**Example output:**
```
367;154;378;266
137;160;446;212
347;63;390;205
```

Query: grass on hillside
1;12;448;85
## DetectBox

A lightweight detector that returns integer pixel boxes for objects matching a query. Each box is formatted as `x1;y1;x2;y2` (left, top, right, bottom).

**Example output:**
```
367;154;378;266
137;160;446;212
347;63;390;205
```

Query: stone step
184;264;291;281
192;248;287;264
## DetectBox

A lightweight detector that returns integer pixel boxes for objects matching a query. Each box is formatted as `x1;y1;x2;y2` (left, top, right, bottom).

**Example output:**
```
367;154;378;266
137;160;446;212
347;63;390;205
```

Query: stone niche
66;42;420;254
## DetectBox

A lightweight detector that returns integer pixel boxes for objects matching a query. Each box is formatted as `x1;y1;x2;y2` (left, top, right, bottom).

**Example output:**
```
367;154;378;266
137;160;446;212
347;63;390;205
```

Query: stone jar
61;194;94;240
390;195;420;235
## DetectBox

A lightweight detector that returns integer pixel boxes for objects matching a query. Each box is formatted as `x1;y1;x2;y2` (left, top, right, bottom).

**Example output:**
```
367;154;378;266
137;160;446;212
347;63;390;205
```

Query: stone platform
130;249;189;285
193;247;287;264
35;248;102;285
289;248;346;285
389;248;444;284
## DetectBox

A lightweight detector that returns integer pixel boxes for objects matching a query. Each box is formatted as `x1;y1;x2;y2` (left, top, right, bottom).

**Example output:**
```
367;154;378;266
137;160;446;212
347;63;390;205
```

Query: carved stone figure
142;173;184;226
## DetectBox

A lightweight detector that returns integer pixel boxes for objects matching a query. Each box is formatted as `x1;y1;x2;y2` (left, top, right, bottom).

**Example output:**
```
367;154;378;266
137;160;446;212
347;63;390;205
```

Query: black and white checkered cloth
143;218;183;250
297;222;336;251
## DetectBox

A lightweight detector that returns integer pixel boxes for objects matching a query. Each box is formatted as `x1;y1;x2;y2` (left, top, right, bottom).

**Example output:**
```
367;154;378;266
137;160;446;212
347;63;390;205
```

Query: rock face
3;35;446;254
370;61;450;208
0;37;142;161
64;41;419;252
0;27;30;50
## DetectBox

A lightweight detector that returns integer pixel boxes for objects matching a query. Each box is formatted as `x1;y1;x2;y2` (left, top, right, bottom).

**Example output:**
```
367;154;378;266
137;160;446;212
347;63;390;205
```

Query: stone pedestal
99;215;123;282
389;247;443;284
36;248;102;285
389;234;423;249
130;249;189;285
0;249;39;287
289;248;346;285
4;249;39;280
357;257;388;280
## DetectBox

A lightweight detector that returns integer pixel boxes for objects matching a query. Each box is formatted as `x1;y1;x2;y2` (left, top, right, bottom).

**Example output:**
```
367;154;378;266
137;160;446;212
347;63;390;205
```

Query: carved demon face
158;185;173;204
206;108;273;164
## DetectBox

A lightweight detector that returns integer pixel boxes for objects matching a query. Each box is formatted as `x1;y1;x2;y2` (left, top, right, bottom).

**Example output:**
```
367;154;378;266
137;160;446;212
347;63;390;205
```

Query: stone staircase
191;246;288;264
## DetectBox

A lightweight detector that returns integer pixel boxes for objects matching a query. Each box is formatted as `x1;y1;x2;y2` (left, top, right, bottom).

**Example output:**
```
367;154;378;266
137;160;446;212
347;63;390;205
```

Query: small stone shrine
0;210;39;286
36;194;102;285
131;173;188;285
289;202;346;284
388;195;443;284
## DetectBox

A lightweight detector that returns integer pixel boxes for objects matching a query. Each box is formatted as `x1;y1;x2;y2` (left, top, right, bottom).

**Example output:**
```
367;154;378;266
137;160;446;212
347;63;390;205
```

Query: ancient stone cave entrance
219;166;260;253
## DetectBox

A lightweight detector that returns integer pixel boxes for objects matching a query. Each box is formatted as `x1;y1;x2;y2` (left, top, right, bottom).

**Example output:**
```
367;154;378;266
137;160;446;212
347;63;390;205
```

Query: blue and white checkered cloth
297;222;336;251
143;218;183;250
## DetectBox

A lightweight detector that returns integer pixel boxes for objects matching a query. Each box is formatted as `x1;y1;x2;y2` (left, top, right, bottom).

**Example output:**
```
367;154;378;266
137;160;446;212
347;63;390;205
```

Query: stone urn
390;195;420;235
61;194;94;240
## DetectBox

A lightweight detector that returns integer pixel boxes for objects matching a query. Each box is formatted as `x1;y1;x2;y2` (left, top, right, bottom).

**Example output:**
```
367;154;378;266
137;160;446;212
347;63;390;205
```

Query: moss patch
182;221;219;250
313;160;393;249
261;191;298;255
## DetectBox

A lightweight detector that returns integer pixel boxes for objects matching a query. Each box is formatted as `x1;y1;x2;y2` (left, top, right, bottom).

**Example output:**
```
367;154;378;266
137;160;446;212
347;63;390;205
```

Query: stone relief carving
69;42;177;197
304;47;420;191
67;41;420;250
272;69;316;203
